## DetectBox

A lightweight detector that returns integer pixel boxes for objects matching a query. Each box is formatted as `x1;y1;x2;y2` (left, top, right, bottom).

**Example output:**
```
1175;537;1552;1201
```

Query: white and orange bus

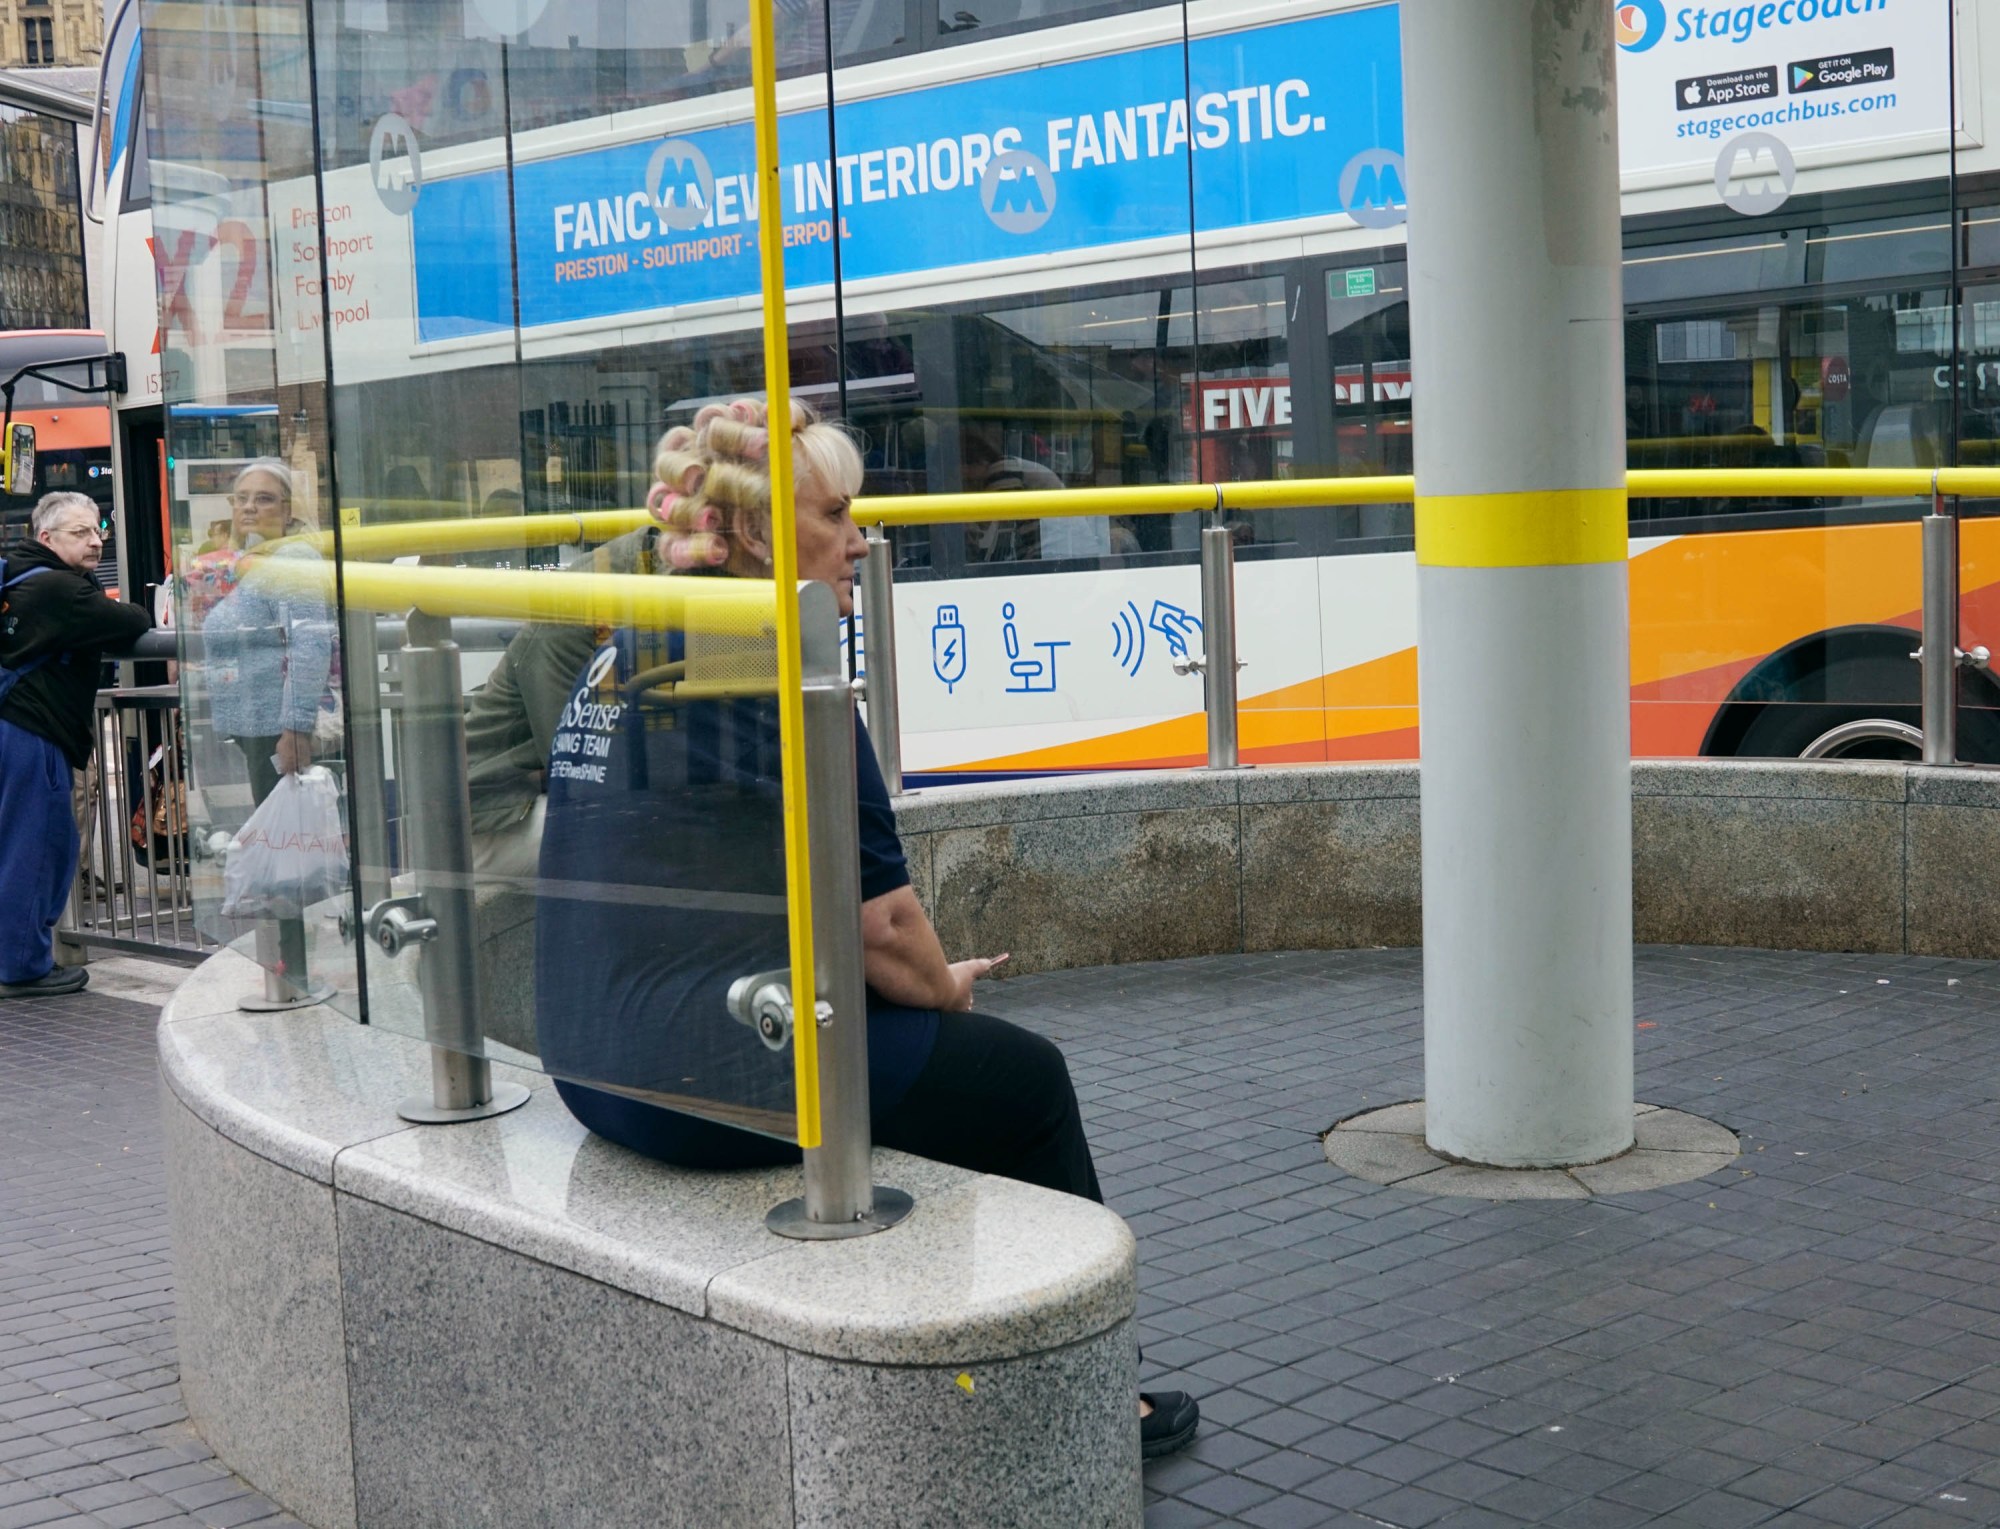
101;0;2000;773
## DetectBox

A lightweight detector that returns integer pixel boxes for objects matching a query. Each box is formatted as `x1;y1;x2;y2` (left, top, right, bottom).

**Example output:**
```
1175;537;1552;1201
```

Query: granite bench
159;949;1140;1529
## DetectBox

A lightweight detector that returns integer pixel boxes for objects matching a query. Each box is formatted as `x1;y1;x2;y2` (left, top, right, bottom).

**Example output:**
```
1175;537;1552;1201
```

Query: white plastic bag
220;766;349;920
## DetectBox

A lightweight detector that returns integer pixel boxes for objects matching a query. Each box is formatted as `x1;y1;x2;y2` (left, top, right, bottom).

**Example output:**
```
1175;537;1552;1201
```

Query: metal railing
59;684;214;966
280;464;2000;784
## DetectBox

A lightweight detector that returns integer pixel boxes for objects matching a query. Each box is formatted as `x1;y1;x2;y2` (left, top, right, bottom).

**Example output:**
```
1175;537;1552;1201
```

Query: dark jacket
0;540;153;769
464;526;659;834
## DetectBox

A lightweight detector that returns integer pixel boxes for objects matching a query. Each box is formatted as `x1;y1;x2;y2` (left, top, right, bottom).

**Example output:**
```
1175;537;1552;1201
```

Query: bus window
1320;262;1412;545
0;332;115;565
936;0;1177;43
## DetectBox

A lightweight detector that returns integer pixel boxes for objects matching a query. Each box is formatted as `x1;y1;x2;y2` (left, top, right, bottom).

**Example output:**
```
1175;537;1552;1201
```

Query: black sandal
1140;1390;1199;1458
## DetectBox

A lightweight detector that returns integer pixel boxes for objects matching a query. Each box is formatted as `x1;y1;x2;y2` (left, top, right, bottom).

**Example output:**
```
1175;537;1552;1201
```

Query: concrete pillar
1403;0;1633;1166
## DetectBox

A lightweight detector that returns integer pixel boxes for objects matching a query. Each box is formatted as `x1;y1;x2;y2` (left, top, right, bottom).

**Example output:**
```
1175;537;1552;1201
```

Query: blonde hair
648;397;863;570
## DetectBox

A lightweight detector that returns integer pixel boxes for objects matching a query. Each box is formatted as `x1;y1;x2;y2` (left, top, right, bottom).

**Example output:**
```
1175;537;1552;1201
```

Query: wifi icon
1111;600;1147;676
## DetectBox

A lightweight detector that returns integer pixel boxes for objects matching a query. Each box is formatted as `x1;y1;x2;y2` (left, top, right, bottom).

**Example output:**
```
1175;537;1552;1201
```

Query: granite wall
889;760;2000;973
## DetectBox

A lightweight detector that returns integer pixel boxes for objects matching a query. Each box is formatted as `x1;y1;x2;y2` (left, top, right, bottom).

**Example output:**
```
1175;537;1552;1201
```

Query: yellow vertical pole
749;0;820;1149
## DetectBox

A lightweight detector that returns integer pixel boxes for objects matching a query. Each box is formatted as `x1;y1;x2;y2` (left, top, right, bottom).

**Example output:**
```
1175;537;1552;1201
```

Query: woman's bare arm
860;885;1003;1011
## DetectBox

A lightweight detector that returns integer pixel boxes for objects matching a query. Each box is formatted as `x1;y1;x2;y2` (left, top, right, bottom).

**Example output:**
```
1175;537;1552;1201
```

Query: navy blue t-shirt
533;626;937;1164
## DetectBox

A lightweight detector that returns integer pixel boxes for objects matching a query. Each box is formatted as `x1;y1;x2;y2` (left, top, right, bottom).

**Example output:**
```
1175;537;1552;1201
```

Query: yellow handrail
857;483;1221;525
308;509;649;560
248;551;777;633
306;466;2000;567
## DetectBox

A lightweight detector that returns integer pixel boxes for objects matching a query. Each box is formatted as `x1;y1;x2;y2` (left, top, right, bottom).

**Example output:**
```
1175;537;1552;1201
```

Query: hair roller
665;497;721;534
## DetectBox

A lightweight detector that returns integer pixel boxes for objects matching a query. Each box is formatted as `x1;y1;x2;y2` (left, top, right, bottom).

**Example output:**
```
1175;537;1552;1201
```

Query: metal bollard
1917;486;1990;768
341;607;392;902
236;922;332;1011
384;611;529;1124
859;526;903;793
1172;525;1245;769
767;582;913;1239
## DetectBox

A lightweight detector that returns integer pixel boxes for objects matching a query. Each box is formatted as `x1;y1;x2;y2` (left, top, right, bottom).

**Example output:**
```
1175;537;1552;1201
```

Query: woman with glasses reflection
533;398;1196;1458
198;459;336;986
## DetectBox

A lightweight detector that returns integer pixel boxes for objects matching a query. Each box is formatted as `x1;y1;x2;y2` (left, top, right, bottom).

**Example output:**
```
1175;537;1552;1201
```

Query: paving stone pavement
978;945;2000;1529
11;946;2000;1527
0;978;300;1529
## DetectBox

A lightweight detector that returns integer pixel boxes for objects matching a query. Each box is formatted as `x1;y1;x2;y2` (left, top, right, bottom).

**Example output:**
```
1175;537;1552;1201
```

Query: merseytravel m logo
979;150;1057;235
1615;0;1667;52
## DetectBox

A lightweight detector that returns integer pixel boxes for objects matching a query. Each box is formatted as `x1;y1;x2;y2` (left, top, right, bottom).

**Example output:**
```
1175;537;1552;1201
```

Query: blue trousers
0;719;78;984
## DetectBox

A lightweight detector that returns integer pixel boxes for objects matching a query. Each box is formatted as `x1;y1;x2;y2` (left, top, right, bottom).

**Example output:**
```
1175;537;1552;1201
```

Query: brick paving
981;946;2000;1529
0;980;298;1529
9;946;2000;1526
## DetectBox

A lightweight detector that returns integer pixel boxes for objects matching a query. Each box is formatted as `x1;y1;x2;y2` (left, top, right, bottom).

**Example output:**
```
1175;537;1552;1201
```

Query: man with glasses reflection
0;493;152;998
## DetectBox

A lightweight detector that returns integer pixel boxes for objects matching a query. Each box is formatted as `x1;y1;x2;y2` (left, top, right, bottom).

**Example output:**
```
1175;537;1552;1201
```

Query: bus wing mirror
3;424;34;497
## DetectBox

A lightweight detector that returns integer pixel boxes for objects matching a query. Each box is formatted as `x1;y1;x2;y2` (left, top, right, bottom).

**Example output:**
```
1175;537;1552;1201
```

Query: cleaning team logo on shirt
1616;0;1667;51
550;645;625;786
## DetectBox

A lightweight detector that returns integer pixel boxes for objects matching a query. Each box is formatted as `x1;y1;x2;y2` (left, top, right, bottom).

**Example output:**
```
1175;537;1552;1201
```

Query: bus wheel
1797;717;1924;760
1701;624;2000;764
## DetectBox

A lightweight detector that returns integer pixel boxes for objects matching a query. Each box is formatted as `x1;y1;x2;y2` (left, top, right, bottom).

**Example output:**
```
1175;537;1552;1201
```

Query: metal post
859;526;903;793
342;609;392;897
1404;0;1633;1166
1199;525;1241;770
1921;493;1961;766
391;611;528;1123
237;914;332;1009
768;582;913;1239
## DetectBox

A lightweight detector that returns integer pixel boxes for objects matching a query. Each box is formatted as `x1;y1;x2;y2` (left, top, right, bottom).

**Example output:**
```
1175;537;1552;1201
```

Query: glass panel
1188;3;1407;765
850;0;1200;776
145;0;359;1011
1619;0;1952;762
286;0;844;1142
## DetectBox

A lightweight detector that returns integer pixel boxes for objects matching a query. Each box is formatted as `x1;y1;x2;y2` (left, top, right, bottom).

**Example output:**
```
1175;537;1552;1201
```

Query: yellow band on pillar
1415;487;1628;568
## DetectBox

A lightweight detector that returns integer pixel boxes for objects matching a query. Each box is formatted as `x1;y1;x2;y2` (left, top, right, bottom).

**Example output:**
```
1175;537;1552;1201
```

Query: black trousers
556;1010;1102;1203
877;1011;1102;1203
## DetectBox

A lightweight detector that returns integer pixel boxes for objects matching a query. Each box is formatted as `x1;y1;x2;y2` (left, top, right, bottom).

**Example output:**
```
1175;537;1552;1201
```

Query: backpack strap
0;560;57;697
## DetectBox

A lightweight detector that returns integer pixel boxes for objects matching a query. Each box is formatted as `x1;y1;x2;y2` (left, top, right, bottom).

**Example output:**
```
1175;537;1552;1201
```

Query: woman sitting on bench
532;398;1196;1459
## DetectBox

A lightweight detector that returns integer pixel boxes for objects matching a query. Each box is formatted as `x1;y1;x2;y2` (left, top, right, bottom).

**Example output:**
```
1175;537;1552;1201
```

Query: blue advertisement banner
410;5;1404;342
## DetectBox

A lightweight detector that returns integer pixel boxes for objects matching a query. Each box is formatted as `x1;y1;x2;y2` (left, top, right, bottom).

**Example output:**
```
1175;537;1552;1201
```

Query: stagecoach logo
1338;149;1407;230
1614;0;1667;53
979;151;1057;235
1714;131;1796;215
368;114;423;217
646;139;717;233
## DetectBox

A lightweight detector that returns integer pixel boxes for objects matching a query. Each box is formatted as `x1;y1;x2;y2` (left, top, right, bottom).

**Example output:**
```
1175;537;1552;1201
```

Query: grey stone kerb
157;950;1140;1529
887;759;2000;974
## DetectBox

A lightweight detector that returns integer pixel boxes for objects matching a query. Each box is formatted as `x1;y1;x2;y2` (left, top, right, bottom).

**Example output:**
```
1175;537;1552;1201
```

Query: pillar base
1324;1100;1737;1198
